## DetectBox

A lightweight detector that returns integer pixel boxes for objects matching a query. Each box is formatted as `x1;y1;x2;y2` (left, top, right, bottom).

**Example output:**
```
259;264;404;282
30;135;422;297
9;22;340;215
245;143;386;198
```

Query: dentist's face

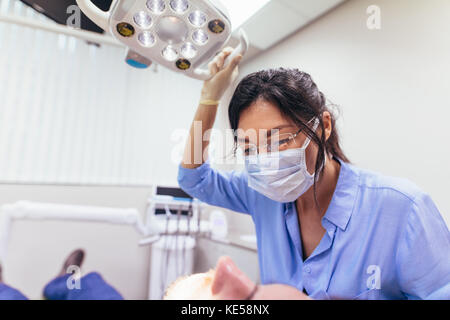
236;99;320;175
164;256;310;300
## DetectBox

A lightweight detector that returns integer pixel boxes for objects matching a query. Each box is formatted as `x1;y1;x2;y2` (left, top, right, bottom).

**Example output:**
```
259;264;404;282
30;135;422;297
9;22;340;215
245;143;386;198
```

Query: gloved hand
200;47;243;102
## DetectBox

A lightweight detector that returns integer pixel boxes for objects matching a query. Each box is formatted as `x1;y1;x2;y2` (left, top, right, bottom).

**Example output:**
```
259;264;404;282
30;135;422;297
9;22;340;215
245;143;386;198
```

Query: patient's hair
228;68;350;205
164;270;215;300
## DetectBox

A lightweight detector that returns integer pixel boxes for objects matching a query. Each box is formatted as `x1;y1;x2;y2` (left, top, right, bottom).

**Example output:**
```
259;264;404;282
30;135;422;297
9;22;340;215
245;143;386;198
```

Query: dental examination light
75;0;249;80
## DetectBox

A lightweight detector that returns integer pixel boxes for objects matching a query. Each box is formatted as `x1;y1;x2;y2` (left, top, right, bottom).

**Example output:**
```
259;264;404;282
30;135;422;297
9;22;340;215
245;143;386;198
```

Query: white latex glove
201;47;243;101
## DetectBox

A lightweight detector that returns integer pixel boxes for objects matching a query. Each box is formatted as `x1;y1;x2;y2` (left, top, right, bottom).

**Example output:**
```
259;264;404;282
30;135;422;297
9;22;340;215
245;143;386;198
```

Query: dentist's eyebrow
268;124;296;133
237;124;295;143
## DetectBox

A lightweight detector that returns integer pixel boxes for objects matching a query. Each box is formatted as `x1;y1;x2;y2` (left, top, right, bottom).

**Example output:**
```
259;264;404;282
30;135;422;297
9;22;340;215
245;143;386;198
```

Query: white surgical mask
245;119;323;203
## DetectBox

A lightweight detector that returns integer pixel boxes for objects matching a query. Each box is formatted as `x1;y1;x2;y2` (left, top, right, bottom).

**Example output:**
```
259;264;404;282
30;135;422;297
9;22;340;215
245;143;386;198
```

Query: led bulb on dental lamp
75;0;249;80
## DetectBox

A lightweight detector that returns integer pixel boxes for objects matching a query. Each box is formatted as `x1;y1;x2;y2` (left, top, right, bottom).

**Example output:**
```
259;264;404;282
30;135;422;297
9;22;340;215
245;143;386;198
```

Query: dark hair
228;68;350;204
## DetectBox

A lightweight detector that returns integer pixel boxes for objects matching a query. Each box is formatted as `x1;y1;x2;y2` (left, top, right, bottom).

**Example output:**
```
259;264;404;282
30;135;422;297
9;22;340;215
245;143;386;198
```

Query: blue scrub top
177;158;450;300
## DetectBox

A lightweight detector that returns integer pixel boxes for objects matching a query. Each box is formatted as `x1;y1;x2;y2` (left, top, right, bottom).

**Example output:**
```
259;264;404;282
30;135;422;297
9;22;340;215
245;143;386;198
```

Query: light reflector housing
147;0;166;14
188;10;207;27
133;11;152;28
170;0;189;14
181;42;197;59
192;29;208;45
138;31;156;47
162;45;178;61
108;0;242;79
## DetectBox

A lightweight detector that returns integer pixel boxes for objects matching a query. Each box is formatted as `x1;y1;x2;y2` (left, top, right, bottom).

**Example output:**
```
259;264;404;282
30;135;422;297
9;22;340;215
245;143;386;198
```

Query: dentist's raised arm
181;48;243;169
177;48;251;215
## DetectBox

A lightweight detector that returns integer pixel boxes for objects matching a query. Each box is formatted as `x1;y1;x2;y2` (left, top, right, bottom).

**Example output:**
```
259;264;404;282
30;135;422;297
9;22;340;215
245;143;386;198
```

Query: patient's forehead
164;270;215;300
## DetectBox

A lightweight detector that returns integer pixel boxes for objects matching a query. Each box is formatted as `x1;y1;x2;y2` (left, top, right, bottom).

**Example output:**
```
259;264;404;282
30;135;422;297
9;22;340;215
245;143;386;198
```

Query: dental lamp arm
75;0;116;32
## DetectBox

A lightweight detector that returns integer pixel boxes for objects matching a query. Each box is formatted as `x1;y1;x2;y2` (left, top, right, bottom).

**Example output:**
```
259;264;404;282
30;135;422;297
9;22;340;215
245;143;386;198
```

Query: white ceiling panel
234;0;346;51
225;0;273;31
240;0;309;50
276;0;345;19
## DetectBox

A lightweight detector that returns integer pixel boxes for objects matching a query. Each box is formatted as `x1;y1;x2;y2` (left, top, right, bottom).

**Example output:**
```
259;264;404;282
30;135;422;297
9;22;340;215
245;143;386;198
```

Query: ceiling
227;0;346;61
17;0;347;63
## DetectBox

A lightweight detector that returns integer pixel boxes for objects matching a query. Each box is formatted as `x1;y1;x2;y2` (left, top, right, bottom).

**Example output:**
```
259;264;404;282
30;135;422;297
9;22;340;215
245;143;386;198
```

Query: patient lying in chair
0;249;123;300
0;252;308;300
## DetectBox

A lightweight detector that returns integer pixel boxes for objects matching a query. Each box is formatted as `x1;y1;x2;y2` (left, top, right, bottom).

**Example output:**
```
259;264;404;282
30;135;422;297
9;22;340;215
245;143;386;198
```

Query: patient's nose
211;256;255;300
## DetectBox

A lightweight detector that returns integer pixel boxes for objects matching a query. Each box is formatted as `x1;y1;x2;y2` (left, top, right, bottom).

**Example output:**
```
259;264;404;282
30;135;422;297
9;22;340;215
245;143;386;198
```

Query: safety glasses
239;118;319;156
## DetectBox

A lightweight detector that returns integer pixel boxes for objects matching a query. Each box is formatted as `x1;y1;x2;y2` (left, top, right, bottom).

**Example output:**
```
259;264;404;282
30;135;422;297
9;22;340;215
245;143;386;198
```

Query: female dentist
177;48;450;300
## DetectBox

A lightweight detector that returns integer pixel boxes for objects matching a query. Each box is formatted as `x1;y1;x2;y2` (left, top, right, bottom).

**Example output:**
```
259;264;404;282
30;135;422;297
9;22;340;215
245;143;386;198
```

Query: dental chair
0;201;149;299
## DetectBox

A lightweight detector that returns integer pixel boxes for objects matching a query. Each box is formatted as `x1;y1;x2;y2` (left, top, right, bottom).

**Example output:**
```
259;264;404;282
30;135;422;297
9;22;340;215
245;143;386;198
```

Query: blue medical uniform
0;272;123;300
178;158;450;299
43;272;123;300
0;283;28;300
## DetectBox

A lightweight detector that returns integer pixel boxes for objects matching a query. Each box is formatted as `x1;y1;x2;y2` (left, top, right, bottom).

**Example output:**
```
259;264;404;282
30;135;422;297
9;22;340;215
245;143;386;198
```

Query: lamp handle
75;0;115;32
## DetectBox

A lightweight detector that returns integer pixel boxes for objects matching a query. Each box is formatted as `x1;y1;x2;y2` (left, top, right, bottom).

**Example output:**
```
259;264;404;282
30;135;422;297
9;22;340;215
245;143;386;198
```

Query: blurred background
0;0;448;299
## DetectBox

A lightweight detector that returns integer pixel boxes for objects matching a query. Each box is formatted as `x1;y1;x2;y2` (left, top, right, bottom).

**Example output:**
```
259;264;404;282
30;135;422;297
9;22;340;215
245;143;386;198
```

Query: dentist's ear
211;256;255;300
322;111;333;142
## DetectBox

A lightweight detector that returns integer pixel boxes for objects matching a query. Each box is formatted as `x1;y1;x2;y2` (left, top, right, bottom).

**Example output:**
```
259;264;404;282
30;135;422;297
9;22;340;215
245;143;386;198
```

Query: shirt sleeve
395;192;450;300
177;161;253;215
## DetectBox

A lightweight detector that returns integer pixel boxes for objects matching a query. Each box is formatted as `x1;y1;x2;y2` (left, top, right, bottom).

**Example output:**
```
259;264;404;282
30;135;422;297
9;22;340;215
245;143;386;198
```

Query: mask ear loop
300;117;320;150
300;117;324;180
315;116;328;176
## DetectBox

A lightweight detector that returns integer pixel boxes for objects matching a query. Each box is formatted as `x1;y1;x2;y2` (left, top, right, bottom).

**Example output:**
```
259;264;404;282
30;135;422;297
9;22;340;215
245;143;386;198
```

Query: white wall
0;0;202;187
238;0;450;225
